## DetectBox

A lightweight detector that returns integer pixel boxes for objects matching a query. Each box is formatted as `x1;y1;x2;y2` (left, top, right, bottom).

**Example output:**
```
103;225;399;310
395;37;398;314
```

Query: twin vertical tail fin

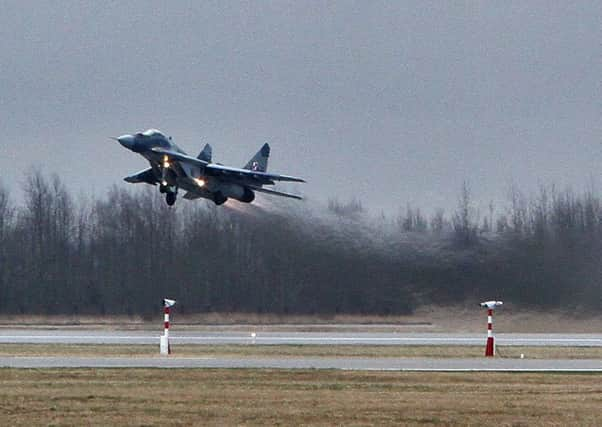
243;143;270;172
197;143;212;162
198;142;270;171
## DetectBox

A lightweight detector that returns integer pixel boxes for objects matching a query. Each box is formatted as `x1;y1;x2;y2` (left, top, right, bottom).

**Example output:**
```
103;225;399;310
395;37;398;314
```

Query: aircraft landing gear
166;192;177;206
213;192;227;206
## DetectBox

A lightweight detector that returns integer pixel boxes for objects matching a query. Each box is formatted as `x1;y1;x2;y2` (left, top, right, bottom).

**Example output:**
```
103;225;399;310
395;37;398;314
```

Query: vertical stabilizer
244;143;270;172
197;143;212;162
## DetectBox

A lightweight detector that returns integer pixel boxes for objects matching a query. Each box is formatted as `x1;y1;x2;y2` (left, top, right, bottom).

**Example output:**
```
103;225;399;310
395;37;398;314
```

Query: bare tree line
0;171;600;315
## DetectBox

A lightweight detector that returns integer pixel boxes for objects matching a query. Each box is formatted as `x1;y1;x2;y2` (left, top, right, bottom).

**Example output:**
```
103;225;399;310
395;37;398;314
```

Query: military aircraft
113;129;305;206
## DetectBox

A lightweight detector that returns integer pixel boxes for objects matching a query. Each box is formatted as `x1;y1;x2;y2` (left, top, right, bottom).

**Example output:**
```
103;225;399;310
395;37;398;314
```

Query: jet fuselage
116;129;304;206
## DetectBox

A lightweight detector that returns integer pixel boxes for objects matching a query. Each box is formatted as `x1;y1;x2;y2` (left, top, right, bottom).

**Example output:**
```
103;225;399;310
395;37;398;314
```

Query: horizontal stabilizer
124;168;158;185
247;185;303;200
266;173;306;183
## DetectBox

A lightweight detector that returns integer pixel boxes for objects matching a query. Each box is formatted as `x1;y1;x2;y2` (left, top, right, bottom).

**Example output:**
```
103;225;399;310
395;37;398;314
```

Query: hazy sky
1;2;600;213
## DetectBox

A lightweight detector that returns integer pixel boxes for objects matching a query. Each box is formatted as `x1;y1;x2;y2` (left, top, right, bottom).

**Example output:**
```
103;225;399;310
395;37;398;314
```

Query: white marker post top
480;301;503;309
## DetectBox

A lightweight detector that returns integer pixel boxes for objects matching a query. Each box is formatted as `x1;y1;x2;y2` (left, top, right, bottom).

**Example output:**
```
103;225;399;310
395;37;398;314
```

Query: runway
1;328;600;371
0;329;600;346
0;355;600;371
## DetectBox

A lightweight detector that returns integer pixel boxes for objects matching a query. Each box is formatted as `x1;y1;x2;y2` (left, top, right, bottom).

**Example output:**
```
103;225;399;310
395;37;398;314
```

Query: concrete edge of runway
1;330;601;347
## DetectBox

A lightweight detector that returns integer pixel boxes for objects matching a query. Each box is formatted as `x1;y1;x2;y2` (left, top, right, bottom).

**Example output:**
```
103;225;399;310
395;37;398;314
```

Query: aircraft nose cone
117;134;135;149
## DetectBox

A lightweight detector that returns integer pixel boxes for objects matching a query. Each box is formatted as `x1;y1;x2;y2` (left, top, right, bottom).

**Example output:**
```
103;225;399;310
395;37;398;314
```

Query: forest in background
0;171;600;316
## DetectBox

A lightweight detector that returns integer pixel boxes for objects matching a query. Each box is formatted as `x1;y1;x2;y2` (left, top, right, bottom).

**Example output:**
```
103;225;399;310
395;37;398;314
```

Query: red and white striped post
480;301;503;357
160;298;176;355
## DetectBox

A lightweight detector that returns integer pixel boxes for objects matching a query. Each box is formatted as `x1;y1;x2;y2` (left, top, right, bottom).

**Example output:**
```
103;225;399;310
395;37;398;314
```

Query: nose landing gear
160;183;177;206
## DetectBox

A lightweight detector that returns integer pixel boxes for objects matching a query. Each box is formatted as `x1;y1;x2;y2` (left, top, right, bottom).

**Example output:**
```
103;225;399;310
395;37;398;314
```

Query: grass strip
0;343;601;359
0;369;600;426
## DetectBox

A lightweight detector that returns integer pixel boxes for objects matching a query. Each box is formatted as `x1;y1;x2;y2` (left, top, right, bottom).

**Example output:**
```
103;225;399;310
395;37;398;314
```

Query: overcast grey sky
1;1;600;213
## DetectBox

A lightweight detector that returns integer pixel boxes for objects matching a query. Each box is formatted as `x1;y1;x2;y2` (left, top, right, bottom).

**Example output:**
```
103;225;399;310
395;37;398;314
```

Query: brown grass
1;344;601;359
1;305;601;332
0;369;600;426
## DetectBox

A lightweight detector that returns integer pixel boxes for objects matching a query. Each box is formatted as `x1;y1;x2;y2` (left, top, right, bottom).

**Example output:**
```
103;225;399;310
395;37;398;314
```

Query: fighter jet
114;129;305;206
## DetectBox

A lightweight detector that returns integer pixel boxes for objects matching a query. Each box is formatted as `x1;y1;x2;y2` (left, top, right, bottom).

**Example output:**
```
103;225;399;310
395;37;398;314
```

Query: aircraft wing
205;163;306;183
124;167;158;184
151;147;305;184
247;185;303;200
151;147;209;167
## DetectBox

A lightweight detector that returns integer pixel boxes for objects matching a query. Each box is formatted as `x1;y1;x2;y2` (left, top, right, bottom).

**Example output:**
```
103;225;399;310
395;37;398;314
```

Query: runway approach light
480;300;503;357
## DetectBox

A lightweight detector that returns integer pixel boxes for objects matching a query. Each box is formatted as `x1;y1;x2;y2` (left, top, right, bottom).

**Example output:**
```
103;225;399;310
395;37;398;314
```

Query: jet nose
117;134;135;150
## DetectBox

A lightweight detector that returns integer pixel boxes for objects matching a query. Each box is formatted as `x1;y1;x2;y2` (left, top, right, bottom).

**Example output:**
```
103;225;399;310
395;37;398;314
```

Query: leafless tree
1;169;600;315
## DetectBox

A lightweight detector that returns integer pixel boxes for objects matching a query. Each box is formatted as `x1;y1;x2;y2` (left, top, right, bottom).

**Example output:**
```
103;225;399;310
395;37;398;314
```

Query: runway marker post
480;300;503;357
160;298;176;355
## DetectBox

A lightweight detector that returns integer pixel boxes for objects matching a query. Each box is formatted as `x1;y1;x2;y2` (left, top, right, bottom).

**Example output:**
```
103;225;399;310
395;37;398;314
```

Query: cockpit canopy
136;129;166;139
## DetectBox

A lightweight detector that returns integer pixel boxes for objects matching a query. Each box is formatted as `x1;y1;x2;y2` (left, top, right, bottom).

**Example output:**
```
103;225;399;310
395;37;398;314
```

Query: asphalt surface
1;329;600;371
0;329;600;346
0;355;600;371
